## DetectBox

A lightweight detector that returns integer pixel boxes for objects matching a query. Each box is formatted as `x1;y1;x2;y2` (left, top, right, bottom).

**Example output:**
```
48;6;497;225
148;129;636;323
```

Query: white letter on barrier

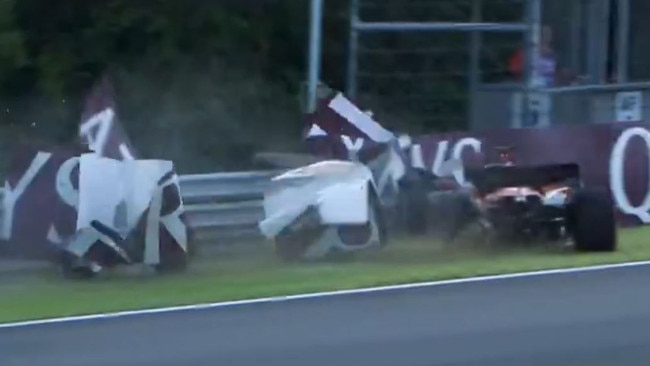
431;140;450;177
341;135;364;161
609;127;650;223
432;138;482;186
47;156;81;244
1;152;51;240
80;108;114;156
451;137;482;185
55;157;79;209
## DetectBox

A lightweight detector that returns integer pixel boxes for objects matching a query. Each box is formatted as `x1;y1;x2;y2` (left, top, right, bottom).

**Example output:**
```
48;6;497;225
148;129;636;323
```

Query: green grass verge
1;226;650;324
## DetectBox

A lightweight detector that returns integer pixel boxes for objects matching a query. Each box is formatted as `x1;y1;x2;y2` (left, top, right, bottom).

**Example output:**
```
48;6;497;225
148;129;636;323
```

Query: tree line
0;0;519;171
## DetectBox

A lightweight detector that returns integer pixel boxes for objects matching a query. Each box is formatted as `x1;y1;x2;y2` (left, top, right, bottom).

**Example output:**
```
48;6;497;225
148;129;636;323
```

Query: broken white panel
76;153;125;231
120;159;174;230
328;93;395;143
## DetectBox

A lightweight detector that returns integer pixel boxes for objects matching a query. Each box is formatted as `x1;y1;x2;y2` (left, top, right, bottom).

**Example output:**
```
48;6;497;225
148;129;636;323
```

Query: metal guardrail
178;170;284;242
184;201;265;229
0;169;285;245
178;170;283;203
180;170;281;244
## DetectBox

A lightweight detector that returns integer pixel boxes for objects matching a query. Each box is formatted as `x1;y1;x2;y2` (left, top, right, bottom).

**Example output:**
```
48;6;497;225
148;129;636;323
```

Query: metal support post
468;0;483;130
346;0;360;99
585;0;611;84
616;0;630;82
522;0;542;128
306;0;324;113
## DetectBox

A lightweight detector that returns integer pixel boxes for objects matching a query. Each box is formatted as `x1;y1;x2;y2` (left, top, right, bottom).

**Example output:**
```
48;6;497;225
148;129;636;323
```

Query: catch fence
336;0;650;131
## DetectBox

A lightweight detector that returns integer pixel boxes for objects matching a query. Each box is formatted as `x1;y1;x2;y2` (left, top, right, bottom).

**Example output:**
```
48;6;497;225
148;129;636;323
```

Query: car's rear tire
274;205;323;262
568;189;617;252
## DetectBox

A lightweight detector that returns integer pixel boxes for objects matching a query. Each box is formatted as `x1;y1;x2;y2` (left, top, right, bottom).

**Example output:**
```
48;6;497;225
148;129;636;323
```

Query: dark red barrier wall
1;143;189;261
413;122;650;227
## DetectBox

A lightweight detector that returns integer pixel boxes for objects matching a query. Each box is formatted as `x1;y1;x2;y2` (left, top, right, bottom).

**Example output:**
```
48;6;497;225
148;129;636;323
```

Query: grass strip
1;226;649;323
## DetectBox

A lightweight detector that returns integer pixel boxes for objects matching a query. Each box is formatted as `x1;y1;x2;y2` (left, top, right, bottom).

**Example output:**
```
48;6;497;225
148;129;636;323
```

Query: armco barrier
0;169;285;246
178;170;284;204
177;170;284;242
180;171;280;244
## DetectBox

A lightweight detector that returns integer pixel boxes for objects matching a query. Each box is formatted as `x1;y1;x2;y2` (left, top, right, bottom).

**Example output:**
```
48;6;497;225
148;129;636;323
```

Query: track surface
3;266;650;366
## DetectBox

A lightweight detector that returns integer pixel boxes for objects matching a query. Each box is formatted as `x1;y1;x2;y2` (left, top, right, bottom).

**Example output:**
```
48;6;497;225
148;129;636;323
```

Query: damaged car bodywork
258;160;386;261
257;90;473;260
302;92;461;237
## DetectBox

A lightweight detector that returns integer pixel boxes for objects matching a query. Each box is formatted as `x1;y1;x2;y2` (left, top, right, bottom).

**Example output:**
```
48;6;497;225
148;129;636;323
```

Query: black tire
59;252;98;280
274;206;324;262
568;189;617;252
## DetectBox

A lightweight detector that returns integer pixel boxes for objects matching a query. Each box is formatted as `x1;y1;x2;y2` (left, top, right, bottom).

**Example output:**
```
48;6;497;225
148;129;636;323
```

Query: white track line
2;260;650;330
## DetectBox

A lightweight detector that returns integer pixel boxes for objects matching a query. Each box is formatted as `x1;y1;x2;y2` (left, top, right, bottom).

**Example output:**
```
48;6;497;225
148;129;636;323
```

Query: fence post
585;0;611;84
346;0;360;99
306;0;324;113
521;0;543;128
468;0;483;131
616;0;630;83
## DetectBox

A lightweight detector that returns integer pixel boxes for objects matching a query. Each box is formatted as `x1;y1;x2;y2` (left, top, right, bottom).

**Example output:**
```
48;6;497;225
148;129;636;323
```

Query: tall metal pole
522;0;542;127
585;0;611;84
468;0;482;130
616;0;630;82
346;0;360;99
306;0;324;113
568;0;582;74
